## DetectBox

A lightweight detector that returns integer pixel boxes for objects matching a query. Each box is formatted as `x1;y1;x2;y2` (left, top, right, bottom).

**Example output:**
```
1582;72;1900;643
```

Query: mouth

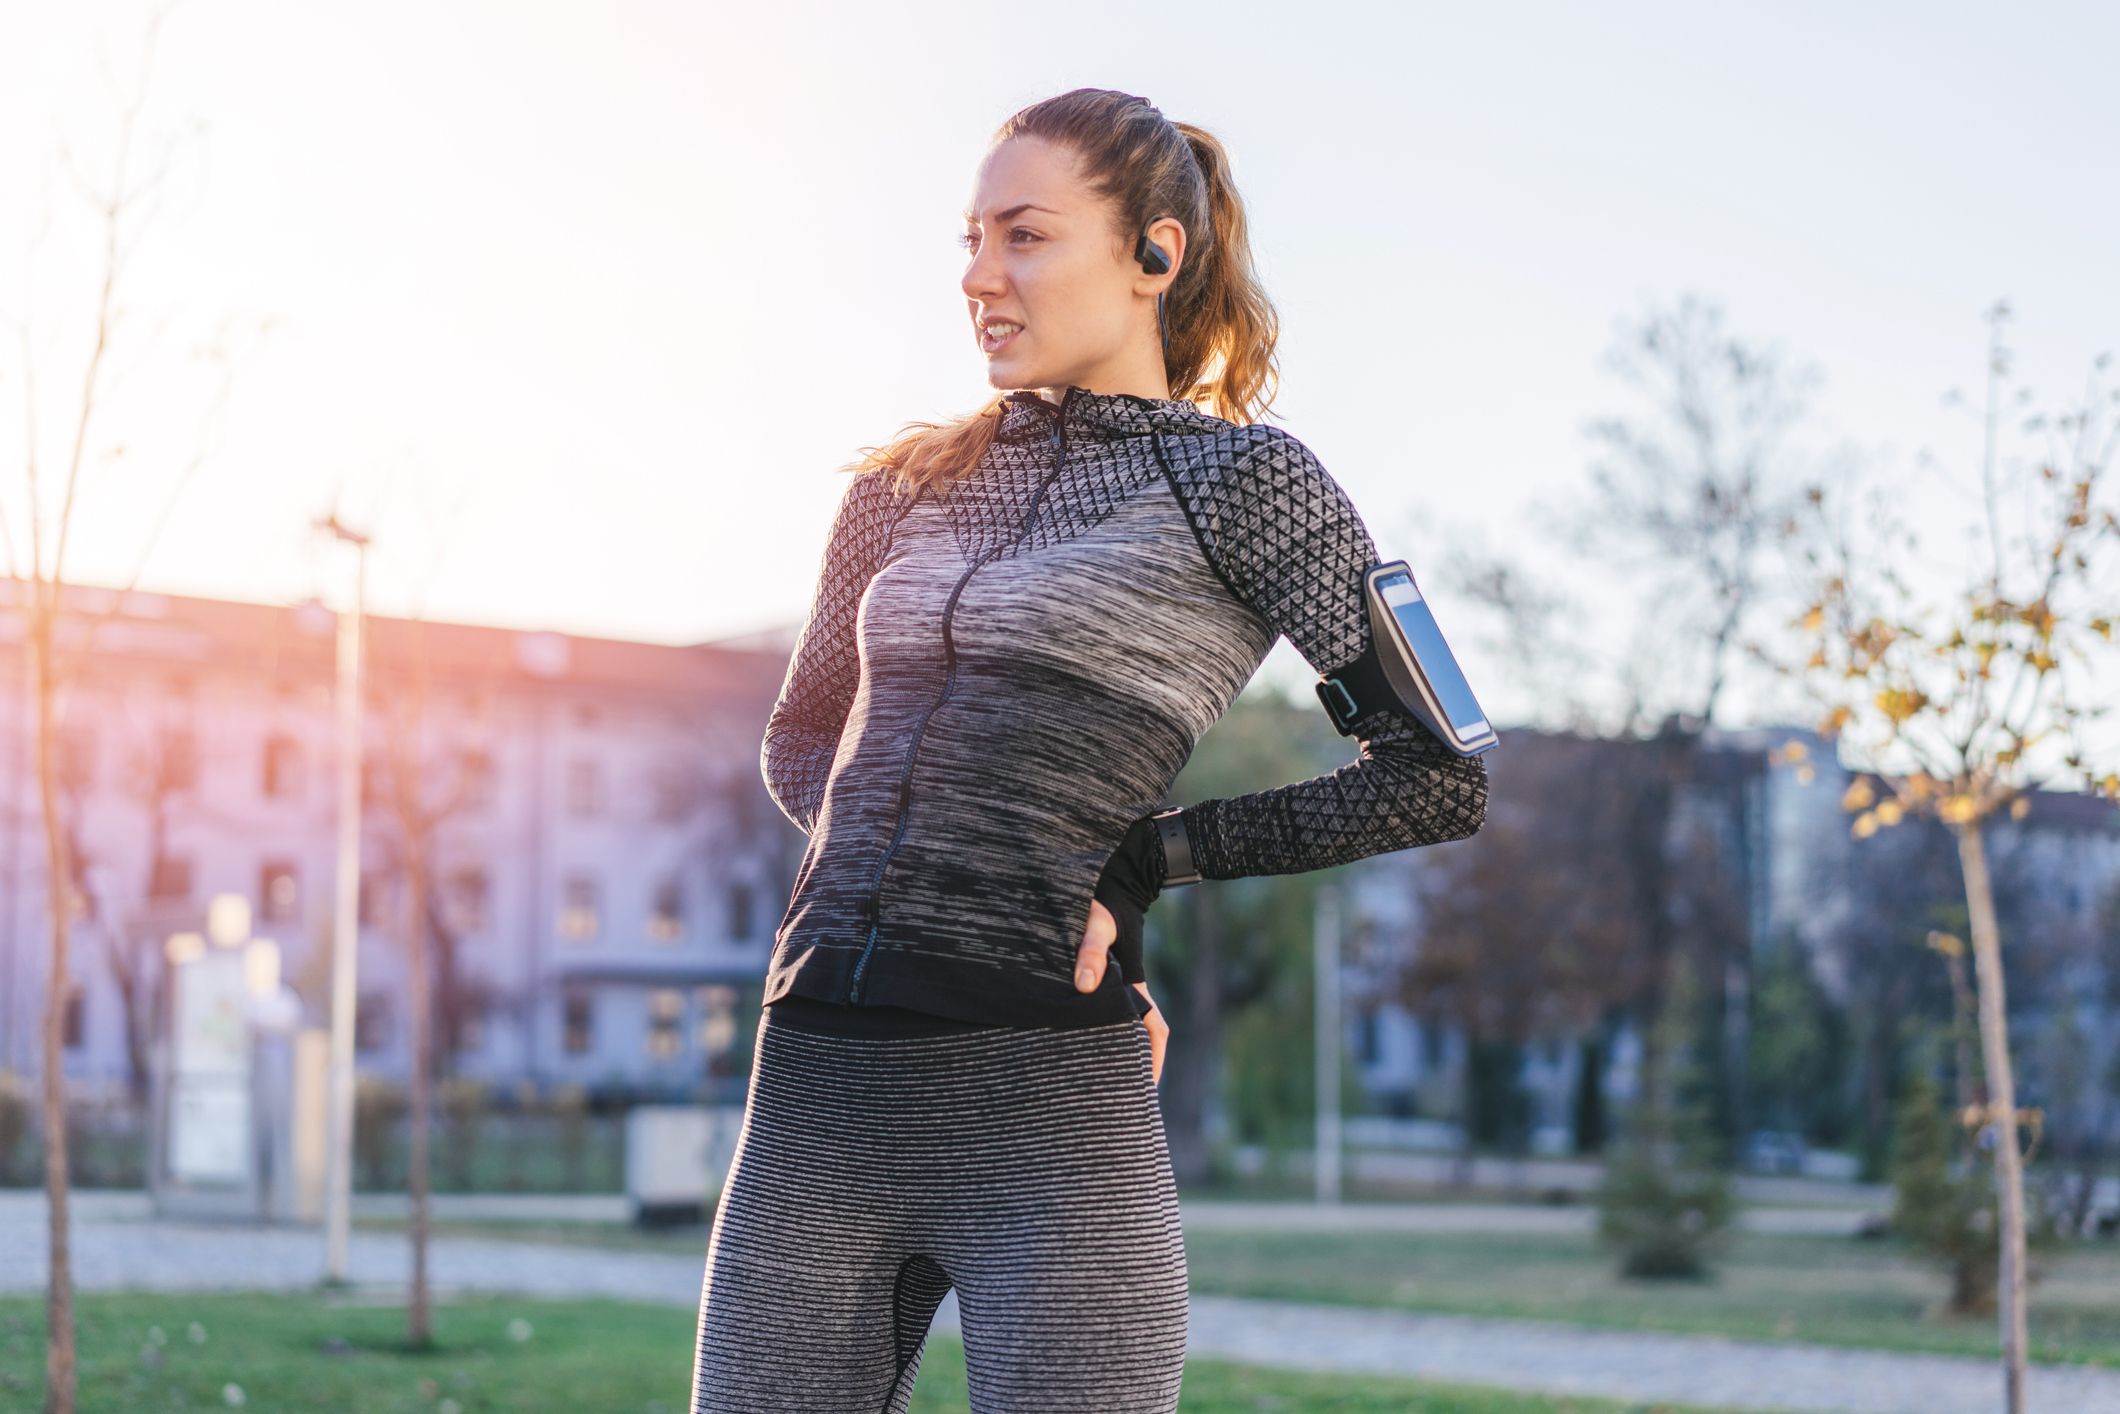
979;318;1024;355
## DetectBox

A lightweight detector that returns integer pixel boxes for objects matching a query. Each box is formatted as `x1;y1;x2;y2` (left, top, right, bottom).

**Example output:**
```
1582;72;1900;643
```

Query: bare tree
1442;295;1822;1132
58;693;291;1105
1780;301;2120;1413
363;620;491;1349
1401;730;1647;1169
2;8;268;1407
1559;291;1821;732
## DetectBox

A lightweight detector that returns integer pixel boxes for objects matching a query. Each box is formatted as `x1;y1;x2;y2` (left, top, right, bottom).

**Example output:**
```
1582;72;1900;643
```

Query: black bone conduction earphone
1135;218;1172;364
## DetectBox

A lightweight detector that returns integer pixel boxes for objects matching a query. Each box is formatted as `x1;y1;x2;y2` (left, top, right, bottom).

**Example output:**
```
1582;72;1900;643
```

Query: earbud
1135;219;1173;364
1134;229;1171;276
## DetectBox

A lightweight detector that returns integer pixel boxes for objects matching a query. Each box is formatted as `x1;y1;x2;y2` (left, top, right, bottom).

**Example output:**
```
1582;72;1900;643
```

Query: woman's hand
1077;897;1168;1086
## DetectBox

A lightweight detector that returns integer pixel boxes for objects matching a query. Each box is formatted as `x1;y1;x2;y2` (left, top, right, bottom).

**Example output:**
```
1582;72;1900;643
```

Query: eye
957;227;1038;251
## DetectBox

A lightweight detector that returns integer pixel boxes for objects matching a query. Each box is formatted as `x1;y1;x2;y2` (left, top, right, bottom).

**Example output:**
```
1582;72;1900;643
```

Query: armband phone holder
1314;559;1500;758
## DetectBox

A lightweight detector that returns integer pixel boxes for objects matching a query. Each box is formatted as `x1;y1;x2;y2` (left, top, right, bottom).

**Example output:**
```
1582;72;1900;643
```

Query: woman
691;87;1490;1414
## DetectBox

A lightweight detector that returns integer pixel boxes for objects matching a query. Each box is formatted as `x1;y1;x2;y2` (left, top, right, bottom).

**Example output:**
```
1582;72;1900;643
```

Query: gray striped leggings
689;1007;1188;1412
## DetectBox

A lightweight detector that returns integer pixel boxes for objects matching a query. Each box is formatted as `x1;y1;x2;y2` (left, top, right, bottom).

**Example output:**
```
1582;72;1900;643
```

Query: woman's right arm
759;469;910;835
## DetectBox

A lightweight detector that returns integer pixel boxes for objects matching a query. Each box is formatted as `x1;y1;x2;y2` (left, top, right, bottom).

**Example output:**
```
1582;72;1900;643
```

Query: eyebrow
961;201;1060;224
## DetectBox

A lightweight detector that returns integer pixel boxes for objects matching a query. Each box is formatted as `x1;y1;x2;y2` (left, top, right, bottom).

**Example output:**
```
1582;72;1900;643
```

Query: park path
3;1190;2112;1414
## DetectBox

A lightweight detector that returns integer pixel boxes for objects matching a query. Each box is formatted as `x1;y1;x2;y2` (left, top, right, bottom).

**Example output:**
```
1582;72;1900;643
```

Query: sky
3;0;2116;748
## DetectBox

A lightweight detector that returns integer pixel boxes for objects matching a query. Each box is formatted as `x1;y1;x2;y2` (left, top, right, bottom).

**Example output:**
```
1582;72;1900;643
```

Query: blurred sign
169;947;249;1183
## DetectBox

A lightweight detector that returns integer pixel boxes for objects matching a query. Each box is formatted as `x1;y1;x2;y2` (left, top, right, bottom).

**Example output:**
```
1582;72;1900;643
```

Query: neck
1035;354;1173;406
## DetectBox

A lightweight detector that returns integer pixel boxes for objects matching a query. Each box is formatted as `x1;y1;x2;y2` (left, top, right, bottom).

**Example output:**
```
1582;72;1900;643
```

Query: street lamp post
1314;882;1343;1204
315;513;369;1282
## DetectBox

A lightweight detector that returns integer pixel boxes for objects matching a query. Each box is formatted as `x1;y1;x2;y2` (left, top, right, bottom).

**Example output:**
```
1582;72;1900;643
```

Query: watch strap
1151;807;1201;887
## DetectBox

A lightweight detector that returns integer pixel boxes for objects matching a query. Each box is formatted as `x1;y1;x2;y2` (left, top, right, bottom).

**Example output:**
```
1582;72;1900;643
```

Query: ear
1139;215;1186;293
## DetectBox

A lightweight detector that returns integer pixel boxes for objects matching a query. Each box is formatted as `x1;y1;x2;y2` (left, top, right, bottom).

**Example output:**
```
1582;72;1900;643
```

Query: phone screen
1375;570;1488;737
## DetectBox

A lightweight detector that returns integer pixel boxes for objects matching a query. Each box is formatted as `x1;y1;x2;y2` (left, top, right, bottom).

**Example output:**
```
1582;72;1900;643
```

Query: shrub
1890;1066;1998;1314
438;1076;490;1190
1596;957;1738;1279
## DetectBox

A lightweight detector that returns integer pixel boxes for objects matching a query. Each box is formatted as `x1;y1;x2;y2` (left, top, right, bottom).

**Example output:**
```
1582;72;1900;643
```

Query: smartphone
1365;562;1498;757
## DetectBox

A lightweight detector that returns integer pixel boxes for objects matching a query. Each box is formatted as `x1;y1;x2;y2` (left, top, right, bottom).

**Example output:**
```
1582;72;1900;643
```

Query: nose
961;237;1007;306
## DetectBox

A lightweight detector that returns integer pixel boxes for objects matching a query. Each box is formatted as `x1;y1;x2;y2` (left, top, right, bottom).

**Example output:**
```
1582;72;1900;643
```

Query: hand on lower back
1078;898;1167;1086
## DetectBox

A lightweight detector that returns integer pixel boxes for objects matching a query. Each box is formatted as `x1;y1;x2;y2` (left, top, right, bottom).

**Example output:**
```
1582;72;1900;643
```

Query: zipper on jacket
847;388;1077;1002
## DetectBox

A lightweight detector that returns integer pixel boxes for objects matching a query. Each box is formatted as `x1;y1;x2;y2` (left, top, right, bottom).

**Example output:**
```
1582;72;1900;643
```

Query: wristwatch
1150;807;1201;887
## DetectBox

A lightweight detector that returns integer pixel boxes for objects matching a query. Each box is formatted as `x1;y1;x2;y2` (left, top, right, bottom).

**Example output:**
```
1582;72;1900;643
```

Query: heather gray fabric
689;1008;1186;1413
759;384;1490;1028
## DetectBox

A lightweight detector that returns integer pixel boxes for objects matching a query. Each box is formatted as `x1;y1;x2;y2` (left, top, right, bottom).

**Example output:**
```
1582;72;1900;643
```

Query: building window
1354;1009;1382;1066
648;877;684;943
357;870;388;928
566;760;601;819
161;727;199;793
728;778;757;836
261;734;304;800
559;875;599;941
1420;1019;1447;1071
356;994;390;1053
259;859;300;925
62;982;85;1050
444;865;491;935
562;989;594;1055
459;746;496;811
57;723;95;792
726;882;754;940
646;988;684;1059
148;853;194;902
694;984;737;1060
651;770;688;825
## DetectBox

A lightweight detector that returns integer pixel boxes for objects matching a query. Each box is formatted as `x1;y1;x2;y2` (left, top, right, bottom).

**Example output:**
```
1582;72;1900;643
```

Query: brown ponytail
845;88;1282;498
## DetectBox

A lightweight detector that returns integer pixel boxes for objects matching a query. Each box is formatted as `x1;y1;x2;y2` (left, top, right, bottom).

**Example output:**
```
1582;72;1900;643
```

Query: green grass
0;1290;1753;1413
1181;1229;2120;1368
352;1217;2120;1369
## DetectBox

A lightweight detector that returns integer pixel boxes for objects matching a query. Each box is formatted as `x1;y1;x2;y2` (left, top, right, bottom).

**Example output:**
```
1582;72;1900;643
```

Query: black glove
1092;812;1168;990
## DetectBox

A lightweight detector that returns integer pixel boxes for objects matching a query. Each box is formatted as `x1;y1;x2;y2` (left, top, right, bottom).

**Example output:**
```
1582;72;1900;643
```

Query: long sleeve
1179;430;1490;880
759;469;912;835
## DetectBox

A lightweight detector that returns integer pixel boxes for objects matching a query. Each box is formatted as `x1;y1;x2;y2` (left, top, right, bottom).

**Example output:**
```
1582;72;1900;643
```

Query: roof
0;575;790;705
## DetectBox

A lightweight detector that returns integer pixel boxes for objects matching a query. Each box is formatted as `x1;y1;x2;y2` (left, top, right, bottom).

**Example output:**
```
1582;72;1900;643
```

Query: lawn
0;1290;1755;1413
1181;1229;2120;1368
352;1217;2120;1368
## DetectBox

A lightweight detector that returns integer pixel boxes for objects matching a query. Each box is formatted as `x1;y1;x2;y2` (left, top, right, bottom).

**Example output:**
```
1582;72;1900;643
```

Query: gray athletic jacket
758;384;1490;1027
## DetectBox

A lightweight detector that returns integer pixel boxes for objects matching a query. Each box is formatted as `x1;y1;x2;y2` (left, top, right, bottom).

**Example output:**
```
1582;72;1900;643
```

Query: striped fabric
690;1008;1187;1412
759;384;1491;1031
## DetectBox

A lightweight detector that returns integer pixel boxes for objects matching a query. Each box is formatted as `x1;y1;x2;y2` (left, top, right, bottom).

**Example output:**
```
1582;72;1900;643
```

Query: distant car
1742;1129;1809;1175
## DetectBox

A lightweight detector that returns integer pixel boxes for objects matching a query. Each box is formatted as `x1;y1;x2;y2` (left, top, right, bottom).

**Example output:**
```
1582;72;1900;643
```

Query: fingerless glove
1092;811;1168;993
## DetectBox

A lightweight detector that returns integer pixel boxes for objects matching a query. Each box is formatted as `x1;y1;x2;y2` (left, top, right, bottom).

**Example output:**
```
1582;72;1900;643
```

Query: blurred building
0;577;795;1102
9;577;2116;1141
1342;719;2120;1156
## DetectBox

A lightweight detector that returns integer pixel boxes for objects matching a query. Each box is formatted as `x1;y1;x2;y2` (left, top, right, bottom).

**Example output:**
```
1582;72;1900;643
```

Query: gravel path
3;1192;2112;1413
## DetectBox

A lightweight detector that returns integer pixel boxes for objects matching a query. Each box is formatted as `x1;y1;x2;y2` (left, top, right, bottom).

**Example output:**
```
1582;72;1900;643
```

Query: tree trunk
32;607;78;1414
1453;1040;1479;1188
1954;820;2027;1414
406;843;433;1347
1572;1031;1608;1154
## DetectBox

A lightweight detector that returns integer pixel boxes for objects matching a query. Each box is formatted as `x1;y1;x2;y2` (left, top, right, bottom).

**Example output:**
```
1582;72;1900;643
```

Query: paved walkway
3;1192;2112;1414
52;1187;1882;1236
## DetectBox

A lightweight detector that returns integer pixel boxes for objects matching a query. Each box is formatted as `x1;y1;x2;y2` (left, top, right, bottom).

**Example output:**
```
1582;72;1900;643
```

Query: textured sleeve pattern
759;469;912;834
1178;429;1490;879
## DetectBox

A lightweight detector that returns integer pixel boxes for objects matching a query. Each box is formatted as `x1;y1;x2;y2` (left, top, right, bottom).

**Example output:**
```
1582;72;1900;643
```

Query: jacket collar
994;384;1228;444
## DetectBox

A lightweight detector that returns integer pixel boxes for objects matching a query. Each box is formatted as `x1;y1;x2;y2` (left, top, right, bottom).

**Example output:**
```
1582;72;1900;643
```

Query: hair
844;88;1282;498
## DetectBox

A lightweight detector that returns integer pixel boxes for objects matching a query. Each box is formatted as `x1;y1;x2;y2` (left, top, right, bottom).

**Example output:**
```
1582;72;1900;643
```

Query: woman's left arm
1174;429;1490;880
1080;429;1489;1029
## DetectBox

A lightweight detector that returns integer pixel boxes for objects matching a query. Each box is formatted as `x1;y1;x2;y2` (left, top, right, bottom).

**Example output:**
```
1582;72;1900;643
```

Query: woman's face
960;135;1182;403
